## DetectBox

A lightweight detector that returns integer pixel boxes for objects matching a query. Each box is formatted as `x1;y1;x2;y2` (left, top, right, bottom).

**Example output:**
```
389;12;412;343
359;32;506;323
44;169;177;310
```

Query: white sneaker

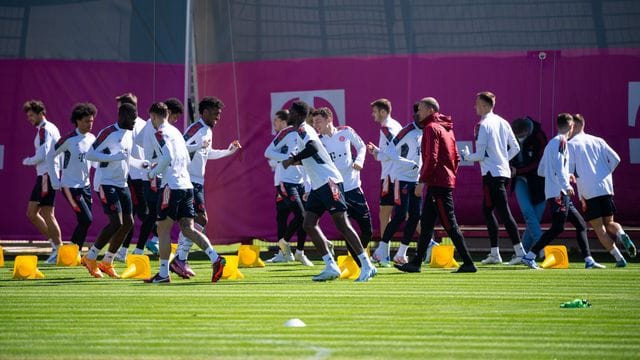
312;267;340;281
372;252;391;268
356;265;377;282
294;252;314;266
114;247;128;263
506;255;523;265
393;254;408;265
45;250;58;265
481;253;503;265
266;252;288;263
278;239;292;261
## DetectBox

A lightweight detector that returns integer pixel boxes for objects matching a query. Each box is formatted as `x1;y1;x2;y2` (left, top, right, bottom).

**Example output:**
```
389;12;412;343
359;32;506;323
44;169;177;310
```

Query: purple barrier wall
0;59;184;241
197;49;640;243
2;49;639;244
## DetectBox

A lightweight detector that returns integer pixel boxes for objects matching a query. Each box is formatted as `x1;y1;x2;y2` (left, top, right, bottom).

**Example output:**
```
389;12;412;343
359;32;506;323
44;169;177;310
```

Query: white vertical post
183;0;192;131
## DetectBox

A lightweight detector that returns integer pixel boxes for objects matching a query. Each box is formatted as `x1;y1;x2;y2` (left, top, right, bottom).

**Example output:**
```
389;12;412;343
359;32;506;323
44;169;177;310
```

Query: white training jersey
128;117;147;180
319;125;366;192
264;126;304;185
383;121;422;182
50;129;95;188
296;122;343;190
538;133;572;200
86;123;134;188
375;116;403;180
467;111;520;177
569;131;620;199
183;119;236;185
151;122;193;190
24;119;61;176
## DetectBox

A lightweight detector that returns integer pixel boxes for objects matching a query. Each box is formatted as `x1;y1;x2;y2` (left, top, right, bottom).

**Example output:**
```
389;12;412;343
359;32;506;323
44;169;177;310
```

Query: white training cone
284;318;306;328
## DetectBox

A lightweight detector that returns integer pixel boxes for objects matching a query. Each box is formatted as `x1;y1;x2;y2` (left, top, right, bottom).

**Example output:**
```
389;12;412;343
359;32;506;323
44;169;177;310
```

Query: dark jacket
510;119;547;204
419;112;459;188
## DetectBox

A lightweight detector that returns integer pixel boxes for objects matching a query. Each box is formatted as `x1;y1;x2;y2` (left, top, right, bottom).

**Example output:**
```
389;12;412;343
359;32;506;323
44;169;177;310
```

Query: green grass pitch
0;258;638;359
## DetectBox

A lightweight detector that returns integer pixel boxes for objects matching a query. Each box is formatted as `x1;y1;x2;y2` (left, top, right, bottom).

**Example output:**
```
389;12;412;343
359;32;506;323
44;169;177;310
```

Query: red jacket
419;112;460;188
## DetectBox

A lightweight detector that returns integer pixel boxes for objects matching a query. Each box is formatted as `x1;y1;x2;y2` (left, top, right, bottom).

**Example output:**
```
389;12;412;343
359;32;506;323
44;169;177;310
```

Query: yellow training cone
222;255;244;280
337;255;360;280
169;243;178;262
541;245;569;269
56;244;80;266
238;245;265;268
121;254;151;279
12;255;45;279
0;245;4;267
429;245;460;268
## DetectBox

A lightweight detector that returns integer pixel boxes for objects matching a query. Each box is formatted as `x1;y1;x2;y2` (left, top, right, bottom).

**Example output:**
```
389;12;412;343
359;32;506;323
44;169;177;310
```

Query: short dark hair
149;102;168;118
23;100;46;115
557;113;573;128
289;100;310;119
116;93;137;106
198;96;224;115
476;91;496;108
164;98;184;114
70;103;97;126
275;109;289;122
311;107;333;119
370;98;392;113
118;103;138;122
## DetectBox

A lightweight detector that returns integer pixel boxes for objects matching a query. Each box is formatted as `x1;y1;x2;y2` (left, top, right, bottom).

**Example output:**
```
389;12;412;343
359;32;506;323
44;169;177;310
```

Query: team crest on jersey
339;135;346;142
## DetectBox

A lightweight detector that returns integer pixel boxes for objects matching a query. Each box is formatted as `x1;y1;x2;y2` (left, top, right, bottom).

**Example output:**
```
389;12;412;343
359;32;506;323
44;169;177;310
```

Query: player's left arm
349;128;366;170
23;129;50;166
601;139;620;173
506;124;521;160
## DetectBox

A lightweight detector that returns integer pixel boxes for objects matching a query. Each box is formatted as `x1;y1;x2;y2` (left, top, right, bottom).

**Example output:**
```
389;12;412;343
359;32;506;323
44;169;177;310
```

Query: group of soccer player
22;94;241;283
22;90;636;284
265;92;636;280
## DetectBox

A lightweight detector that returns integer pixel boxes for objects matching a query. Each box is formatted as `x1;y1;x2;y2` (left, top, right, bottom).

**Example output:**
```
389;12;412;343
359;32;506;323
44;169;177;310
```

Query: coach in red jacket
395;97;477;273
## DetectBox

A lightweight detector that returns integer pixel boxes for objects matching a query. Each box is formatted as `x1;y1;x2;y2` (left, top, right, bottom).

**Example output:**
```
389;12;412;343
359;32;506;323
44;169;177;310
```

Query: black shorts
379;177;395;206
143;178;161;214
305;182;348;216
29;174;56;206
128;177;147;218
192;182;206;214
98;185;132;215
62;186;93;214
584;195;616;221
344;187;371;222
157;186;196;221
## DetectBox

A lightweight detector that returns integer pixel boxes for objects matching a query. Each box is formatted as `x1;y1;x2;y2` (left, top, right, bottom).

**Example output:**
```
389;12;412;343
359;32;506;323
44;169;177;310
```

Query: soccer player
312;107;373;267
264;109;312;265
396;97;476;273
569;114;635;266
509;117;547;253
48;103;97;252
171;97;240;277
282;100;376;282
115;93;150;261
366;99;402;242
22;100;63;264
369;105;423;266
522;113;604;269
143;102;225;283
83;103;149;278
461;91;526;265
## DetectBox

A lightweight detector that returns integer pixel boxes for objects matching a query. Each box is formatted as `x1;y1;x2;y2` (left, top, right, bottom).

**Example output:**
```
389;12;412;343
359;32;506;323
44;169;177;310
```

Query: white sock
322;254;340;272
296;249;304;256
616;228;625;237
204;246;219;263
102;251;115;264
377;242;390;259
396;244;409;258
490;247;500;257
525;251;536;260
49;239;59;251
513;243;525;257
159;259;169;277
87;245;100;260
357;252;372;268
117;247;127;255
609;246;624;261
584;256;594;264
132;248;144;255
